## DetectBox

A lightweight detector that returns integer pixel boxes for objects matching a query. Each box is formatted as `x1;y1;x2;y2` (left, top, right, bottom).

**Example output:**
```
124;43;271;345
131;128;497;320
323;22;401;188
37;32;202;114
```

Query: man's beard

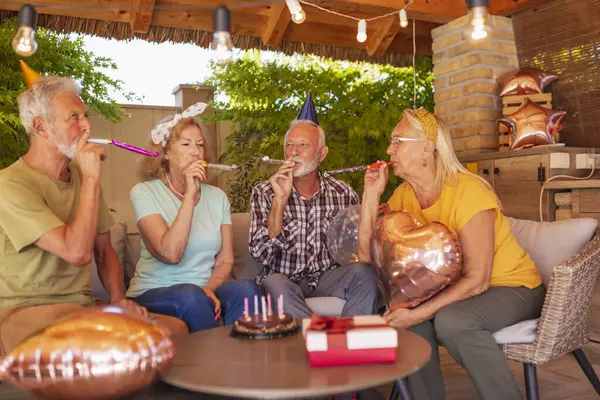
291;156;320;178
53;138;77;159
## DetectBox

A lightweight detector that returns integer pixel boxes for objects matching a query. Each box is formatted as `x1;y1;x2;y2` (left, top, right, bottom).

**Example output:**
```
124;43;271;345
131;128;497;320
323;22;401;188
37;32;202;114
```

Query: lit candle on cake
244;297;249;317
254;295;259;316
278;294;284;319
261;296;268;321
267;293;272;315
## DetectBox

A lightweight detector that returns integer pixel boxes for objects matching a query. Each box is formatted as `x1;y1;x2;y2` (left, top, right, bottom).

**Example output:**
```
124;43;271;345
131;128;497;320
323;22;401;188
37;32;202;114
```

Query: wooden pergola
0;0;545;65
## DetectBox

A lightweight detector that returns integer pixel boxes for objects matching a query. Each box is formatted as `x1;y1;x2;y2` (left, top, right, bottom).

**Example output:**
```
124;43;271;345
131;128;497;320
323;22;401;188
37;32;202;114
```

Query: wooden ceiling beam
489;0;549;16
130;0;155;33
261;4;290;46
367;14;400;57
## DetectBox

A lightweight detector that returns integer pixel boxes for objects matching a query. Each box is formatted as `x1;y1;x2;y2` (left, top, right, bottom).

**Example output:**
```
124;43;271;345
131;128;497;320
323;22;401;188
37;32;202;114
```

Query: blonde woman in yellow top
357;109;544;400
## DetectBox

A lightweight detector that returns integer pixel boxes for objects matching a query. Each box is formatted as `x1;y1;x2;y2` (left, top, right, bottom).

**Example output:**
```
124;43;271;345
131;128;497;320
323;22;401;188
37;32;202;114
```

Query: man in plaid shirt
248;103;380;318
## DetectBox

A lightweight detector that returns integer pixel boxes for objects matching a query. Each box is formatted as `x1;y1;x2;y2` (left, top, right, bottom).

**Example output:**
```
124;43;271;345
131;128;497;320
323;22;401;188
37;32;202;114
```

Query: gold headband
413;108;438;142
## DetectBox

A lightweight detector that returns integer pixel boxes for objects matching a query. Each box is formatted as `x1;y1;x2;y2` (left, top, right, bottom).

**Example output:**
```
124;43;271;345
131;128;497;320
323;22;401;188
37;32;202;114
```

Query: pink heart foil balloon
370;211;462;310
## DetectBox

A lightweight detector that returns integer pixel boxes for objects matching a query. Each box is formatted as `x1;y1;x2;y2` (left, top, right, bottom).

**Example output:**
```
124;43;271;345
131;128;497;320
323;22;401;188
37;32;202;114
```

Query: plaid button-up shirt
249;172;360;291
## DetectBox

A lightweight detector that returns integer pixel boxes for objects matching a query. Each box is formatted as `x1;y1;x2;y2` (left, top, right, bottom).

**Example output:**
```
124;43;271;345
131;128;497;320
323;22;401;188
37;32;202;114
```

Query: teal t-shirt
126;180;232;297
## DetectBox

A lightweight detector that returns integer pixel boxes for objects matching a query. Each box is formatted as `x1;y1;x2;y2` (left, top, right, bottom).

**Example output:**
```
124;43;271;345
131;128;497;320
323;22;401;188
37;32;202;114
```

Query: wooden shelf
544;180;600;190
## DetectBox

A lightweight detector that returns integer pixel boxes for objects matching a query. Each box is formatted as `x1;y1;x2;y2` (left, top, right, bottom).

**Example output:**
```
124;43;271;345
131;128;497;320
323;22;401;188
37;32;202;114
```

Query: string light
12;4;38;57
285;0;306;24
298;0;413;24
399;9;408;28
356;19;367;43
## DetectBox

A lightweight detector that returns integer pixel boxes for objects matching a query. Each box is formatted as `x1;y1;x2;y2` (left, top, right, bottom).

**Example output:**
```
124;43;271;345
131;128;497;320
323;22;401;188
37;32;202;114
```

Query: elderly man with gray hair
248;95;381;318
0;72;187;356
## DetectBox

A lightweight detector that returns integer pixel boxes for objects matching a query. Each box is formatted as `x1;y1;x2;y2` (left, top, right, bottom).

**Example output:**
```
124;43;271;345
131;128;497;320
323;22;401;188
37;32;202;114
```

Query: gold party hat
19;59;40;89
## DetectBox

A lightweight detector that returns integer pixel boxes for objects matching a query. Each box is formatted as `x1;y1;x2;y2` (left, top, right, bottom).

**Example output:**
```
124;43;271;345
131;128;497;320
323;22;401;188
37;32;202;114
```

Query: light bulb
357;19;367;43
285;0;305;24
399;9;408;28
210;31;233;64
12;4;38;57
291;9;306;24
469;6;489;40
12;26;38;57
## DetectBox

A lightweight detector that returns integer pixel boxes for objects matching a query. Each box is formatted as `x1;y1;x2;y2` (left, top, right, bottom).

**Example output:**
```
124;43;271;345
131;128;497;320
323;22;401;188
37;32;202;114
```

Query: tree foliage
0;18;137;168
201;50;434;212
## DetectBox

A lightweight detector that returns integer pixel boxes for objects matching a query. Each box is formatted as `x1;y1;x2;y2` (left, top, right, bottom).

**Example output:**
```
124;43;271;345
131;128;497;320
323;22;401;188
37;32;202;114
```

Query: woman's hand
364;160;389;199
202;286;222;321
383;307;428;330
183;160;207;196
377;203;391;218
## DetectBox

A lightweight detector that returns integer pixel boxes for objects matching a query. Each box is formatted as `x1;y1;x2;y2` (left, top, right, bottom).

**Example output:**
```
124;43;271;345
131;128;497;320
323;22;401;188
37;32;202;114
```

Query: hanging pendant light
210;6;234;64
12;4;38;57
466;0;490;40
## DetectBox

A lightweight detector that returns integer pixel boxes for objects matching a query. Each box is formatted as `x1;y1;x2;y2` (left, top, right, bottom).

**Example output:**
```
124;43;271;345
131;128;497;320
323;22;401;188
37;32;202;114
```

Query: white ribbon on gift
150;102;208;147
302;315;398;352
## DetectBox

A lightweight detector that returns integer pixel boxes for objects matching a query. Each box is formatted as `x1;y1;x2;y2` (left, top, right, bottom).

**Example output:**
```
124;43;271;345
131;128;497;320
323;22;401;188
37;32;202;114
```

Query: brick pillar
431;14;519;156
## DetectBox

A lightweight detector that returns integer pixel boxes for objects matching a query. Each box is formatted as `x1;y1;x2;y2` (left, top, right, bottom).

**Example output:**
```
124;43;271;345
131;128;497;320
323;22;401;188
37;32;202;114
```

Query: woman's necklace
165;173;185;198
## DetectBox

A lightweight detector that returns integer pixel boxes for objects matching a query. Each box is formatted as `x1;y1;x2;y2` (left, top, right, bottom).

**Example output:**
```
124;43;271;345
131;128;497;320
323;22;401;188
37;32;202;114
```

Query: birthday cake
231;295;300;339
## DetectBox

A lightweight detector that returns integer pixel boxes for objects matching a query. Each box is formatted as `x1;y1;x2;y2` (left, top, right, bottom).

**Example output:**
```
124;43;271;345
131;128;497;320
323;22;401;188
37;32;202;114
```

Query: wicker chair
497;227;600;400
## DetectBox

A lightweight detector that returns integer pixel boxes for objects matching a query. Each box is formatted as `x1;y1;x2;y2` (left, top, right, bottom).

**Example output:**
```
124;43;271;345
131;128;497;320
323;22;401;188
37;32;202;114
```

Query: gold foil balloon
0;305;174;400
326;205;361;265
370;210;462;310
498;98;567;150
498;67;558;96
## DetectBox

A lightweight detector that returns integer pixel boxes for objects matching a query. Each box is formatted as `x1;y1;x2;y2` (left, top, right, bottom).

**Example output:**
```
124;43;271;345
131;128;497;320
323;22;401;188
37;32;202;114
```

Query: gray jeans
408;285;546;400
261;263;382;318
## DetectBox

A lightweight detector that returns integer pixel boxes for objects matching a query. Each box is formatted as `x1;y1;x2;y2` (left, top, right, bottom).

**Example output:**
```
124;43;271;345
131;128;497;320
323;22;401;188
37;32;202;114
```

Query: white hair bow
150;102;208;147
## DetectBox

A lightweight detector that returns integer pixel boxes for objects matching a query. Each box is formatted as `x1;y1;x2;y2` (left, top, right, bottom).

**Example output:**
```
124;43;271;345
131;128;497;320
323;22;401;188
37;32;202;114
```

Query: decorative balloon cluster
497;68;567;151
327;207;462;310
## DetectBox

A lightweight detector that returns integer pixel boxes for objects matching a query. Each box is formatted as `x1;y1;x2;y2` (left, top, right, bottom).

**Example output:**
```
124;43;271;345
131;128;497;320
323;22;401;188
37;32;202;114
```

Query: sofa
91;213;347;316
93;213;599;324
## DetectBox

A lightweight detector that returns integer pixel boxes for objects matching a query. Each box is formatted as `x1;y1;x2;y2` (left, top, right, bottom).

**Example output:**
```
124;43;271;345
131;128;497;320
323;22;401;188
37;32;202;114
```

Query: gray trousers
408;285;546;400
261;263;381;318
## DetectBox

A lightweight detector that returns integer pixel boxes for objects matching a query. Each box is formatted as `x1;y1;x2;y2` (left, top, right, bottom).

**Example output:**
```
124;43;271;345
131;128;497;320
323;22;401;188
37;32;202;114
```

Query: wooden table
162;325;431;399
2;325;431;400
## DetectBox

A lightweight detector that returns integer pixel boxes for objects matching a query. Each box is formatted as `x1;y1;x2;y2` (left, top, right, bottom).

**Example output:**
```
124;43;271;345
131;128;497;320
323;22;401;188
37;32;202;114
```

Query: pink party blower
88;138;159;157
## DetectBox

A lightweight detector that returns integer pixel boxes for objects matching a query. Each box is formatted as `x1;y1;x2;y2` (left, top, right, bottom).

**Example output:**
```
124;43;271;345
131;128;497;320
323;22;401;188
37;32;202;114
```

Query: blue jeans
131;280;263;332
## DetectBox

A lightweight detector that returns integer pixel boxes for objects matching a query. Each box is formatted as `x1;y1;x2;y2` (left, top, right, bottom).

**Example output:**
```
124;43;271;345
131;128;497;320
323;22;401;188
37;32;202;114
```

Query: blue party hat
295;93;319;125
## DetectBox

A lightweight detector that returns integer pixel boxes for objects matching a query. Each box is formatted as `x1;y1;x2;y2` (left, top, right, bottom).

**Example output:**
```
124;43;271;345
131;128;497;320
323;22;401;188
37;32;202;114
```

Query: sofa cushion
91;221;128;301
508;217;597;287
125;234;142;284
306;297;346;317
231;213;262;280
493;318;539;344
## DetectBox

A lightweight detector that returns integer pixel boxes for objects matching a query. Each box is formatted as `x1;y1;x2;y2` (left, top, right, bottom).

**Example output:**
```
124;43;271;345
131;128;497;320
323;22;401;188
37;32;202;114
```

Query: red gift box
302;314;398;367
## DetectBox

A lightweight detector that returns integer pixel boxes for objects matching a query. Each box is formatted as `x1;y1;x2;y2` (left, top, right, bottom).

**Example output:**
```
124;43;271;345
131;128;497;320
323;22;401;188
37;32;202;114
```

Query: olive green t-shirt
0;158;114;309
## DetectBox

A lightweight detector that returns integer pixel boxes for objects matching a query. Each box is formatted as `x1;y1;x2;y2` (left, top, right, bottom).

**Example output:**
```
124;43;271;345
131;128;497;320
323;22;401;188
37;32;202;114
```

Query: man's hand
76;131;105;180
112;298;148;318
202;287;221;321
269;161;294;205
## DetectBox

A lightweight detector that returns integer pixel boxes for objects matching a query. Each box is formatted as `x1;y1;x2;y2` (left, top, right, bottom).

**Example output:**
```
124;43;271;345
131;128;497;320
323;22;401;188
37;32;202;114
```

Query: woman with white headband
125;103;263;332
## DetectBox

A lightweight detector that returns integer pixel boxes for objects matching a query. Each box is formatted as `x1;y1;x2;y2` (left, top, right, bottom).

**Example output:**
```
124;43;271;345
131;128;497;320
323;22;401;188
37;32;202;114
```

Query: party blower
88;138;159;157
323;161;392;177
